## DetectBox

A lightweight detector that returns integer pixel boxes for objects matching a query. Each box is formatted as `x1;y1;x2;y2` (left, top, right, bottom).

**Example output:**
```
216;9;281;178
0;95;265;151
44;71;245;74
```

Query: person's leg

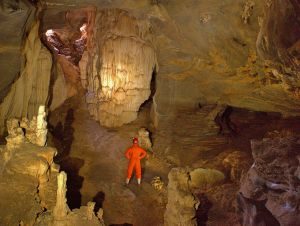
135;160;142;185
126;160;135;184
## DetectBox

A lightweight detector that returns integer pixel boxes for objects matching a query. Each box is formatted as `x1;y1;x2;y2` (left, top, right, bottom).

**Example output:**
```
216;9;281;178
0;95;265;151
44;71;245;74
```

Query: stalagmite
36;105;48;146
20;105;48;146
164;168;198;226
5;119;25;150
53;171;70;220
138;127;153;152
87;202;96;220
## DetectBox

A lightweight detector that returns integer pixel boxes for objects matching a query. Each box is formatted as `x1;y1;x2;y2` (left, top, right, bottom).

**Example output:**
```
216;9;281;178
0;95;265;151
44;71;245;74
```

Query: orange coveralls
125;144;147;179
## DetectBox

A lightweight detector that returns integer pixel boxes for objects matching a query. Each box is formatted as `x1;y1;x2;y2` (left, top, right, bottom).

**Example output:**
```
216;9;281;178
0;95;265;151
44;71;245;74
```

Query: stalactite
80;9;157;127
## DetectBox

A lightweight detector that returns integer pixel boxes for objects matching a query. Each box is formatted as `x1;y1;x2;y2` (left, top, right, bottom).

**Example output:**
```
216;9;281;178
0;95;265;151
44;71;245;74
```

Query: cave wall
41;0;300;122
41;7;93;111
151;0;300;122
239;130;300;226
0;7;52;133
0;0;35;101
0;0;300;132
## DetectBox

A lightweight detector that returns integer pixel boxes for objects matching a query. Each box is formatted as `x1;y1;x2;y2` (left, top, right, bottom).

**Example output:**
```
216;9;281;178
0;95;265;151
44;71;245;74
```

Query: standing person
125;137;147;185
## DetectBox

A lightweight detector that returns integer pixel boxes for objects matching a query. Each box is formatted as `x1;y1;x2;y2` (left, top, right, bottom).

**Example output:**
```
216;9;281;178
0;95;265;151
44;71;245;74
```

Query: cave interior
0;0;300;226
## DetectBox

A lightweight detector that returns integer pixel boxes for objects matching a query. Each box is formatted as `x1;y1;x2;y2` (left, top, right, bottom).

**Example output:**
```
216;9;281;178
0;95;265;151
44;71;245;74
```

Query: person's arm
139;148;147;159
125;148;131;159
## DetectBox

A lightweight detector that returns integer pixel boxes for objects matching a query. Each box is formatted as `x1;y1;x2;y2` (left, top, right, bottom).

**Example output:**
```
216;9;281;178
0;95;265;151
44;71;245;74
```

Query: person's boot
137;178;141;186
125;178;130;186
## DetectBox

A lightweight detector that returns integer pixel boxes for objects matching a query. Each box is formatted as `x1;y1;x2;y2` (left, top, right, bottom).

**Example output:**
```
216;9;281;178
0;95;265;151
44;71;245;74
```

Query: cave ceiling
1;0;300;118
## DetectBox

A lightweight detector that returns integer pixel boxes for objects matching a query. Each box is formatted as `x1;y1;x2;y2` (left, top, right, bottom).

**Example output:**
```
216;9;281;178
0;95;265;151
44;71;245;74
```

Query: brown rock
239;130;300;226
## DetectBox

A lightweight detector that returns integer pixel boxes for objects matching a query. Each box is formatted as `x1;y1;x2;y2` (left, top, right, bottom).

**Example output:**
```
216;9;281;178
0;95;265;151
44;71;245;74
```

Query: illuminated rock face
82;9;157;127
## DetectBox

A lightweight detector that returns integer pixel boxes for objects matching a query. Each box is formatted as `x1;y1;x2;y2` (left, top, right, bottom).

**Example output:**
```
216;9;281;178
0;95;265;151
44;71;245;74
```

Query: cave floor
48;95;169;226
48;94;300;226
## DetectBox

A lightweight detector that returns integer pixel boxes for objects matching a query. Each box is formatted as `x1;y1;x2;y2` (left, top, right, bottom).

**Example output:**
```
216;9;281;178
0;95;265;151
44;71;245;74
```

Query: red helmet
133;137;138;144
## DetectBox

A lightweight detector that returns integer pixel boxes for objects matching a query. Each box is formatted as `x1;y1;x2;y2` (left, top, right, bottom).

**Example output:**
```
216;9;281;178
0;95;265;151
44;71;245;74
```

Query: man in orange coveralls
125;137;147;185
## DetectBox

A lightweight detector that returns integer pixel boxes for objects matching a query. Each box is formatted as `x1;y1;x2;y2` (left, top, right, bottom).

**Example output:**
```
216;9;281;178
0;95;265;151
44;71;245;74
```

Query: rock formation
50;62;69;111
20;105;48;146
41;7;92;111
241;0;255;24
5;118;25;150
1;0;300;132
0;0;35;101
0;1;299;225
53;171;70;219
0;10;52;133
151;176;164;191
164;168;198;226
222;151;250;182
3;116;56;184
0;116;57;225
36;171;105;226
0;116;105;226
82;9;157;127
36;105;48;146
50;56;81;111
239;130;300;226
137;127;153;152
189;168;225;190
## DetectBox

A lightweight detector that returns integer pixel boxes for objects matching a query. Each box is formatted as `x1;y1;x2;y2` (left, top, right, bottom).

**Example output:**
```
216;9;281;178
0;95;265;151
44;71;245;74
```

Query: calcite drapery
0;18;52;133
81;9;157;127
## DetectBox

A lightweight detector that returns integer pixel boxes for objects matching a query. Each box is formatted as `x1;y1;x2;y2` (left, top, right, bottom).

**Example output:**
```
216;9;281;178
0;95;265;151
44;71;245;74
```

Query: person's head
133;137;138;144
